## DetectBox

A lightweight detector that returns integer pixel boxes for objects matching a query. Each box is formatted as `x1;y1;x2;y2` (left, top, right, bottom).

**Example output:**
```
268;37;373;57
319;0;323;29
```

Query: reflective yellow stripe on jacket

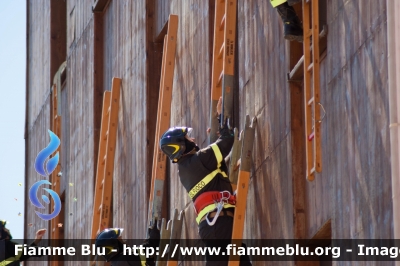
139;254;147;266
0;260;14;266
211;142;223;166
188;143;228;199
270;0;287;8
0;248;24;266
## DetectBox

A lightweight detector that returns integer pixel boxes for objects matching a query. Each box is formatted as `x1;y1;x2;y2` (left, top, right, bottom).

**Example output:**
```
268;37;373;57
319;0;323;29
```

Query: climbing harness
194;190;236;225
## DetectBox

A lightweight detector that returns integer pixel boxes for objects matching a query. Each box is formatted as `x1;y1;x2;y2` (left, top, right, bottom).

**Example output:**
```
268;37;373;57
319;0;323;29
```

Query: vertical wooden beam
289;0;306;243
50;0;66;85
91;11;106;266
387;2;400;263
23;0;30;243
289;82;306;241
49;0;66;262
49;61;66;266
50;82;63;266
290;2;318;265
146;0;166;227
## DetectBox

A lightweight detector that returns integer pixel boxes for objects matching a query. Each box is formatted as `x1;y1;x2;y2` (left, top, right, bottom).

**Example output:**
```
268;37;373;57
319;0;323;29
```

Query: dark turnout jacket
108;228;160;266
177;133;234;202
108;254;142;266
0;240;42;265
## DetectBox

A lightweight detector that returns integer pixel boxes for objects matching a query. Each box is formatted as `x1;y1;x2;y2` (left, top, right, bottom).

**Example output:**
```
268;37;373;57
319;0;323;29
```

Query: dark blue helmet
0;220;11;240
0;220;5;231
95;228;124;262
160;127;192;163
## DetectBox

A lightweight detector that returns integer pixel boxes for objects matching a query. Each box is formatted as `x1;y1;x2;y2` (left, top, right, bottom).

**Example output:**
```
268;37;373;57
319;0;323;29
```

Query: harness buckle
205;201;224;226
205;190;232;226
220;190;231;202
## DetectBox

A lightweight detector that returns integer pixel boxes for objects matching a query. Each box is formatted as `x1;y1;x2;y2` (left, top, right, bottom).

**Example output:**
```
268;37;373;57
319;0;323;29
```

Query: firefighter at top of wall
95;224;160;266
159;97;251;266
0;219;47;266
271;0;303;42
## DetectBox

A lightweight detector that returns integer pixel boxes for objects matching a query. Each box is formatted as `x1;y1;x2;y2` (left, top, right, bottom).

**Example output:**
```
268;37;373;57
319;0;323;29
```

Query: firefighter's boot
276;2;303;42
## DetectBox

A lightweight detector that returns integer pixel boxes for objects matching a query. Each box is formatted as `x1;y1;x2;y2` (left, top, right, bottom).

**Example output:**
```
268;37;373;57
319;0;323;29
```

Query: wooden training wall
24;1;393;266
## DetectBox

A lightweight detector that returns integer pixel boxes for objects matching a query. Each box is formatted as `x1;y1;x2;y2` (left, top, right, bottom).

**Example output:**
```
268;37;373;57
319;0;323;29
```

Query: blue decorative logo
29;180;62;221
29;130;62;221
34;130;60;176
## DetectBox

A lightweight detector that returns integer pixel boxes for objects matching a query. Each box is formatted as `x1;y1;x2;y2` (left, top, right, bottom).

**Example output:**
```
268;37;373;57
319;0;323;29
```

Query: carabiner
206;201;224;226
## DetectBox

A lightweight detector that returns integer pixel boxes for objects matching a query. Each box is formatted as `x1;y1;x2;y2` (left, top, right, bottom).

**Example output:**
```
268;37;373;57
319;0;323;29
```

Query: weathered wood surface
102;0;150;239
167;0;212;241
64;19;96;241
25;2;64;266
66;1;93;55
237;1;294;245
25;1;393;266
26;0;51;130
24;97;51;266
155;0;172;37
303;56;331;240
324;0;391;239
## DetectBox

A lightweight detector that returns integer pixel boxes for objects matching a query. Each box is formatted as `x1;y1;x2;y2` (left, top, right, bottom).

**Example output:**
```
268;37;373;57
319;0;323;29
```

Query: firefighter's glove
219;126;234;138
219;119;233;138
144;222;160;250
